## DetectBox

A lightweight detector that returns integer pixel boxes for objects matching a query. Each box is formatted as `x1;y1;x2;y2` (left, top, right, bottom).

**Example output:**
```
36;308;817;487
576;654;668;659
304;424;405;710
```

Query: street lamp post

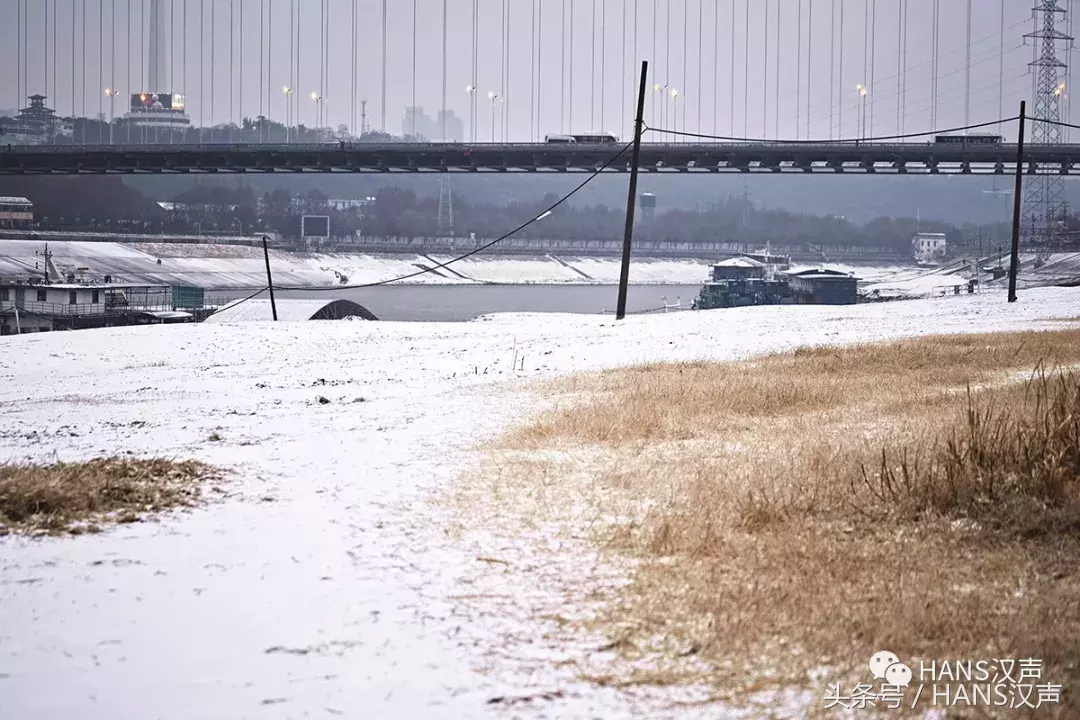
670;88;680;143
466;85;477;142
489;92;501;142
283;86;294;143
104;88;119;144
653;84;667;141
311;92;324;141
856;84;868;141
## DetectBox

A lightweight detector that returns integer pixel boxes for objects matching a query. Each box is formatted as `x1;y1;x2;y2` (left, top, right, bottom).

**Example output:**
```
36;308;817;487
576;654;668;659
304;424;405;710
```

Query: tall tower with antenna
1023;0;1073;249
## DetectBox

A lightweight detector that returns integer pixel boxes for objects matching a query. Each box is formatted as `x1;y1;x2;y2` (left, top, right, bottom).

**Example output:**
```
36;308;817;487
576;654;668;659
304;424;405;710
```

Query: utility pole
262;236;278;320
1009;101;1027;303
616;60;649;321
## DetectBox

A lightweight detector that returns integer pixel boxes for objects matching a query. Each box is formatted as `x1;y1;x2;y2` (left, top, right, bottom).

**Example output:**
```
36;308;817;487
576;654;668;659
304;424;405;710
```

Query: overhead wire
269;141;635;293
645;115;1020;146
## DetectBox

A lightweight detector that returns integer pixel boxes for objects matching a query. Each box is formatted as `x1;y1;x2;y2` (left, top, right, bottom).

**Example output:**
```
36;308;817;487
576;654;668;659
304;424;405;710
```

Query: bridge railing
2;140;1040;153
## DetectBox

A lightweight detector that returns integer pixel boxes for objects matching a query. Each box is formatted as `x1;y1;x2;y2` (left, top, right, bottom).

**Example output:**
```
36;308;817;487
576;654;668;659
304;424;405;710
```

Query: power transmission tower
437;174;455;238
1023;0;1074;254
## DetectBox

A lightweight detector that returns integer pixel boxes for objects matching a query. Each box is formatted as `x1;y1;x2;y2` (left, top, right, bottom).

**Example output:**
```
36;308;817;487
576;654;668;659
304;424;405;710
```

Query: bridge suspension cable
643;116;1020;146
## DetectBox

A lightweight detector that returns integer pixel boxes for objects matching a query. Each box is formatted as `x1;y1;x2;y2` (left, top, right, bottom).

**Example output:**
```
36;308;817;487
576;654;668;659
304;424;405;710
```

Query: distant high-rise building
435;111;464;143
402;107;434;139
401;107;464;142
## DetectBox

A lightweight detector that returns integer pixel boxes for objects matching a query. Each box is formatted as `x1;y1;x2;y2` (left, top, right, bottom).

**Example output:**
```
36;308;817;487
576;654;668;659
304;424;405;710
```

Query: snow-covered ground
2;288;1079;719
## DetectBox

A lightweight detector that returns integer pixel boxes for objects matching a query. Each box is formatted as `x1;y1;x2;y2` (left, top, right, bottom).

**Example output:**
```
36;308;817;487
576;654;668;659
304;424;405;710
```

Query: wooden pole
1008;100;1026;303
262;236;278;320
616;59;649;321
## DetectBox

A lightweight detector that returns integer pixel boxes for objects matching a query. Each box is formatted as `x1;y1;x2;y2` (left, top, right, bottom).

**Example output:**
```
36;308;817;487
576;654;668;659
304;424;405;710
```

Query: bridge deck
1;141;1076;175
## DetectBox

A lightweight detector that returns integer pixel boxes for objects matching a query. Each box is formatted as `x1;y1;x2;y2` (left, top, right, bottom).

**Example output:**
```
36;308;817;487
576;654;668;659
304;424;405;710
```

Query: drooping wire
645;115;1020;146
271;141;635;292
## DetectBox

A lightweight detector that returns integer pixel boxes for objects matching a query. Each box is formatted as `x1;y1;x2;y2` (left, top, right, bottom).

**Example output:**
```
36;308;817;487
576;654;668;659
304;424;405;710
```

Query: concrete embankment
0;240;717;289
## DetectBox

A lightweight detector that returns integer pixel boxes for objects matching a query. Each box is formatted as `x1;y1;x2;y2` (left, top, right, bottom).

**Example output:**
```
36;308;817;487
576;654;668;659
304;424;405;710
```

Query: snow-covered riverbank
2;287;1078;718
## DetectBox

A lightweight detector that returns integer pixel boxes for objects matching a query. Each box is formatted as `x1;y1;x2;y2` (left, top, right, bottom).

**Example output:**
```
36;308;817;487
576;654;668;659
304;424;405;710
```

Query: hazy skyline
1;0;1069;142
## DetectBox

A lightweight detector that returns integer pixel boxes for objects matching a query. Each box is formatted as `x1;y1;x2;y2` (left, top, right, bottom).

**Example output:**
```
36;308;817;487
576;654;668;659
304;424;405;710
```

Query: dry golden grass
0;457;222;535
472;329;1080;715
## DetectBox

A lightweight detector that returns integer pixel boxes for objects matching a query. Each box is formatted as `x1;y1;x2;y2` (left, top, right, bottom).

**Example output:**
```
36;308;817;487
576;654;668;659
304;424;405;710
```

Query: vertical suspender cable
17;0;22;112
807;0;812;139
506;1;511;139
44;1;49;103
830;0;835;139
240;0;244;134
99;0;103;140
531;0;537;141
730;0;735;134
183;0;187;139
622;0;627;136
601;0;607;134
764;0;773;138
869;0;876;137
696;0;702;134
590;0;596;129
774;0;780;138
743;0;748;136
200;0;204;137
53;0;59;140
350;0;355;135
502;0;508;137
838;0;844;139
999;0;1005;137
474;0;479;139
561;0;566;133
295;0;300;131
651;0;656;129
211;0;216;130
931;0;938;130
797;0;802;139
16;0;21;113
896;0;902;134
965;0;972;129
71;0;76;126
442;0;448;139
862;0;868;135
538;0;544;141
230;0;235;135
380;0;386;131
411;0;416;135
260;0;265;133
902;0;908;134
665;0;670;134
713;0;719;134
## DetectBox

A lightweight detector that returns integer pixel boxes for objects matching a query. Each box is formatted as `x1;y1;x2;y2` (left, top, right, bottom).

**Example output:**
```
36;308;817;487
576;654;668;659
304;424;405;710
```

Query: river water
256;284;705;322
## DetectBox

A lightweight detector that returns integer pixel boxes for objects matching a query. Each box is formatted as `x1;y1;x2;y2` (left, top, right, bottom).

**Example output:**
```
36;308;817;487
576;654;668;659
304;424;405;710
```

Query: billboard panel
302;215;330;239
129;93;185;111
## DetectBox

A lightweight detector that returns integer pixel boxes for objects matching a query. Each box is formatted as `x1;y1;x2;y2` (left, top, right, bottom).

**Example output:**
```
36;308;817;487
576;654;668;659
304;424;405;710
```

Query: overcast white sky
0;1;1068;142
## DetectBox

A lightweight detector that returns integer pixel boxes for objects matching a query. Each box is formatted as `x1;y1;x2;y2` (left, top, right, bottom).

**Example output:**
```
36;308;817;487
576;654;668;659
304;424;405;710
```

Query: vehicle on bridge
544;132;619;144
933;134;1002;146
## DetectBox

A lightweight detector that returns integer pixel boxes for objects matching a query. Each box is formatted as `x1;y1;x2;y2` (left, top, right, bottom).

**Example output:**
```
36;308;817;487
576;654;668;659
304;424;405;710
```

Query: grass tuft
0;457;222;535
467;328;1080;712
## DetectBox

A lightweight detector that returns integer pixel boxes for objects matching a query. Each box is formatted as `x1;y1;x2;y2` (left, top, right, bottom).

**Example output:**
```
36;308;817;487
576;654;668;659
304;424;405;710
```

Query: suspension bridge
2;0;1077;241
2;138;1078;176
